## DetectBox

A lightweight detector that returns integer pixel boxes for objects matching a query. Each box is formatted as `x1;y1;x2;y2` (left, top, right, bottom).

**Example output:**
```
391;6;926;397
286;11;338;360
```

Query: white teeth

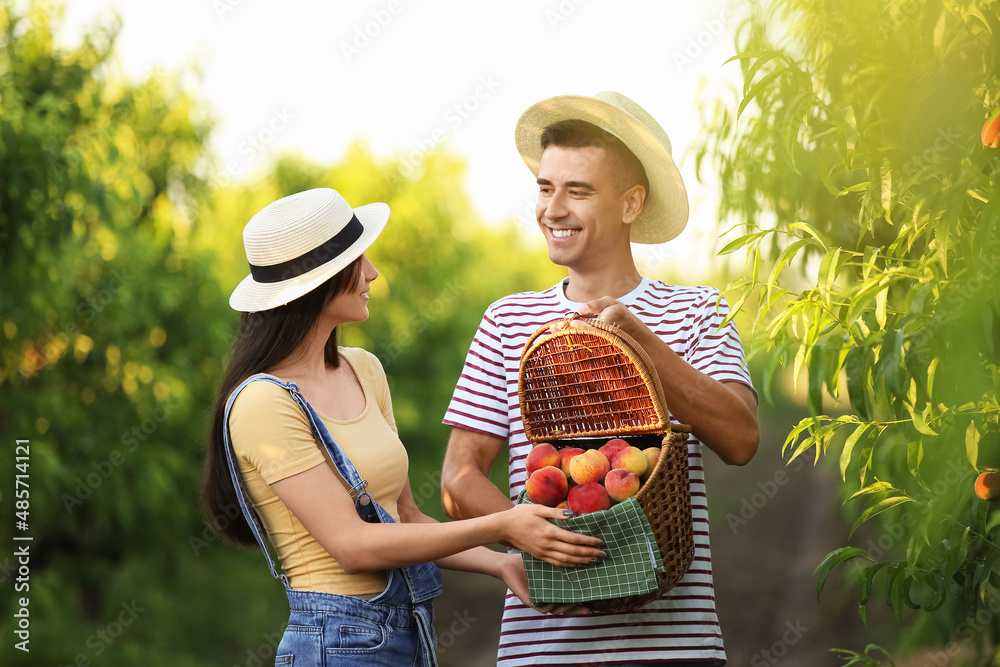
552;229;579;238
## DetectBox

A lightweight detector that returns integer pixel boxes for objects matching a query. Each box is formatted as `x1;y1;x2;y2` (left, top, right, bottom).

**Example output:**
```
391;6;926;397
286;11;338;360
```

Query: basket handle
561;310;601;328
521;311;600;355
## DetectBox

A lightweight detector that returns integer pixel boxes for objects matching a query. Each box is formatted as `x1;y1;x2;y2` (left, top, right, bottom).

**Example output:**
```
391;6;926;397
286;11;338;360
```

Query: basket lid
518;314;671;441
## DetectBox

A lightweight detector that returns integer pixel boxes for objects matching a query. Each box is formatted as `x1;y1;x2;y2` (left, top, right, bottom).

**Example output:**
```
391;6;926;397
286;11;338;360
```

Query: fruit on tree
975;471;1000;501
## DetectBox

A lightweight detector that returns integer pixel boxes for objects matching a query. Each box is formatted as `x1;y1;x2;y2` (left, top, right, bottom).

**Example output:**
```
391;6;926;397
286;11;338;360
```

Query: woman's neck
270;322;337;382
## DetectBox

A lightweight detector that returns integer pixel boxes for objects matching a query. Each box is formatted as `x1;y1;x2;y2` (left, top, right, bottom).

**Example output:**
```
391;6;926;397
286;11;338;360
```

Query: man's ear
621;184;646;224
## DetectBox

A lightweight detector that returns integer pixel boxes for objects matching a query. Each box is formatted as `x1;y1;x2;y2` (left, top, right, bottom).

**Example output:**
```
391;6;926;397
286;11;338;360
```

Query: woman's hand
499;504;604;567
498;552;591;616
498;552;532;607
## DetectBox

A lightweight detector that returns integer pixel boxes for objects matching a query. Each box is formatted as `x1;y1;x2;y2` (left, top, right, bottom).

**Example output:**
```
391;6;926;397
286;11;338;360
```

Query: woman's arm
396;479;592;614
270;462;604;574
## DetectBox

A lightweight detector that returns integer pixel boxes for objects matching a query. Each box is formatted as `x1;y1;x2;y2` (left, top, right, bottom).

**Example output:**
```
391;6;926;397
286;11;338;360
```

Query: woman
201;188;603;666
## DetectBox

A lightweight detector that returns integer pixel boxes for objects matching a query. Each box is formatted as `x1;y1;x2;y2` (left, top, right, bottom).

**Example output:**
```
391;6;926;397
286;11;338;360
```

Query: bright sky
57;0;745;280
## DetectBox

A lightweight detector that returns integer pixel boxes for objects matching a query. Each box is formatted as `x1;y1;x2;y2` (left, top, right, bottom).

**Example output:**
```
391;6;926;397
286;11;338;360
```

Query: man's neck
563;266;642;303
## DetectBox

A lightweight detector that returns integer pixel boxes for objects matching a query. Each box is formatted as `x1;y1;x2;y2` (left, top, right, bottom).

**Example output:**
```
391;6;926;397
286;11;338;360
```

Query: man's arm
578;298;760;466
441;427;514;520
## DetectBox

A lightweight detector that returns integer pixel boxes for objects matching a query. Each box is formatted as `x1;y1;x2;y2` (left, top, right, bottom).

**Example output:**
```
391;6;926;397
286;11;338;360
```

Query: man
441;91;759;666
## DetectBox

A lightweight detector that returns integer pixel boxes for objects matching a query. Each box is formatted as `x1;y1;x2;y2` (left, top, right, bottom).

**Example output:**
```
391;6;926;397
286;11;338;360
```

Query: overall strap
222;374;292;583
284;377;444;605
222;374;389;584
283;385;394;524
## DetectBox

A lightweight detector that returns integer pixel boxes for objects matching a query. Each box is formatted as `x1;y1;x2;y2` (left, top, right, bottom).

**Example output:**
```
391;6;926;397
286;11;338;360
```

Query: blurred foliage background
3;0;999;665
0;3;559;664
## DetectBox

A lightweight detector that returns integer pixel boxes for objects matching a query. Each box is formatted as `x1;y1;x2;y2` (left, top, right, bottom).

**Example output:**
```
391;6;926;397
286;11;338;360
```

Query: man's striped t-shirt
443;276;754;666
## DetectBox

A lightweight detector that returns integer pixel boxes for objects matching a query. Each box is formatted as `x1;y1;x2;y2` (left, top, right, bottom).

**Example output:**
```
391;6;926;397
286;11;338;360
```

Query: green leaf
858;562;890;625
743;51;788;92
966;420;980;468
881;329;907;400
880;160;892;213
886;566;913;621
767;238;811;295
719;229;771;255
782;416;823;457
967;562;987;610
737;67;790;119
808;343;825;415
858;429;876;486
926;358;939;401
906;402;938;436
847;480;895;503
819;246;842;293
761;338;794;403
875;287;888;329
818;140;841;196
923;573;948;611
814;546;870;599
907;440;928;490
792;341;807;391
789;221;829;250
844;347;871;420
841;423;875;481
839;105;858;170
862;246;880;280
723;49;784;66
851;496;914;537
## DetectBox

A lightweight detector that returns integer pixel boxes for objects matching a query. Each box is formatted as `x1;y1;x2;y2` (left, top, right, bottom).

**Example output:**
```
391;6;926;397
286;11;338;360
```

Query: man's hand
576;297;653;345
572;296;759;465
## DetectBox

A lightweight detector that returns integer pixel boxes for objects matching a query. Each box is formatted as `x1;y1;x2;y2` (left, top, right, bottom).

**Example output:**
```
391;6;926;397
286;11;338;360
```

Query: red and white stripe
444;277;753;666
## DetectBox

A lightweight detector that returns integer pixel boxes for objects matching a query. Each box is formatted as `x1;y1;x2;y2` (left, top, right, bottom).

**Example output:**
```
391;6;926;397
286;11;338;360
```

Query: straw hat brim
514;95;689;244
229;202;388;313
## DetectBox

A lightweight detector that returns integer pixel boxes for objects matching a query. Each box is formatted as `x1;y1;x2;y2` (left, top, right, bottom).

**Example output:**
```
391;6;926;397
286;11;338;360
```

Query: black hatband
249;214;364;283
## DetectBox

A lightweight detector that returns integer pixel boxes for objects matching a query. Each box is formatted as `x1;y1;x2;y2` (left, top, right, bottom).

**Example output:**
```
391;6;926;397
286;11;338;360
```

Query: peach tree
695;0;1000;662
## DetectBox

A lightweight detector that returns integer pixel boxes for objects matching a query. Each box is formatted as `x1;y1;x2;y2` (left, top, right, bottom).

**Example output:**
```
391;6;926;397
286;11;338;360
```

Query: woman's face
323;253;379;326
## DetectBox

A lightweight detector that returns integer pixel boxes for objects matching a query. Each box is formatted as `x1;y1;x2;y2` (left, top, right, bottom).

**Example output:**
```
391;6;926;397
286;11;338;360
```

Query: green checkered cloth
517;491;665;605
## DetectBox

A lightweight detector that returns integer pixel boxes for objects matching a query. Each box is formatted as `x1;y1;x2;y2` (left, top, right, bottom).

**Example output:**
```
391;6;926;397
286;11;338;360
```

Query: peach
567;481;611;514
975;471;1000;502
526;442;560;475
641;447;662;479
556;500;569;510
605;468;641;503
525;466;569;507
558;447;585;477
569;449;611;485
598;438;629;462
610;446;648;477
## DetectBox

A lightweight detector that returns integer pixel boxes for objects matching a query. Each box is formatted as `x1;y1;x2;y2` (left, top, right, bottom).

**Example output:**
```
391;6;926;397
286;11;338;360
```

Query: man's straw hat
514;91;689;244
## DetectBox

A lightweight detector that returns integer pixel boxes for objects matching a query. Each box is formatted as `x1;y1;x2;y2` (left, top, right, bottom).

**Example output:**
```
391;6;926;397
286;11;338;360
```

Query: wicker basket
518;314;694;614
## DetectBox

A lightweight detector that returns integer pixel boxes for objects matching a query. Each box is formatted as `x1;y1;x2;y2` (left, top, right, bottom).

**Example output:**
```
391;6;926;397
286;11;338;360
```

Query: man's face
535;145;634;272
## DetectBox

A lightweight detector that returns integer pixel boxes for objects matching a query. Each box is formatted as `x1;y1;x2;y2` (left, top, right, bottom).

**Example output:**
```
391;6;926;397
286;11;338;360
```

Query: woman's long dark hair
201;257;364;546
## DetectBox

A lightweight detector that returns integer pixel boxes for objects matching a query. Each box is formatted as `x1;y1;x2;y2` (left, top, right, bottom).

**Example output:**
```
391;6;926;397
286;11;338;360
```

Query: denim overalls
223;374;443;667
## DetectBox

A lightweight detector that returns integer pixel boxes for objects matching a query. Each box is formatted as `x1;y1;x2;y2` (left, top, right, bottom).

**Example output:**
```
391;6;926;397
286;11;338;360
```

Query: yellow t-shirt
228;347;409;596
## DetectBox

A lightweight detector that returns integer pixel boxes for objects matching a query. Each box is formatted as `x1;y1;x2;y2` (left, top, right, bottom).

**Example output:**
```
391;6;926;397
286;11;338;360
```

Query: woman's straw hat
514;91;689;244
229;188;388;312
